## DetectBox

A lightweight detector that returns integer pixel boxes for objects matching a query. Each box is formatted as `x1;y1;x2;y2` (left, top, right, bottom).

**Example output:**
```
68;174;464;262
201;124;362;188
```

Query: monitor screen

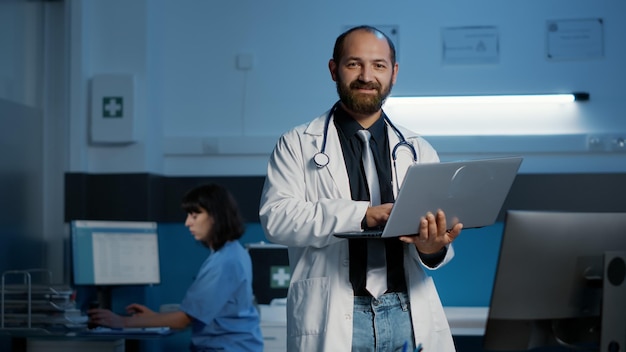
247;243;290;305
484;210;626;351
70;220;161;286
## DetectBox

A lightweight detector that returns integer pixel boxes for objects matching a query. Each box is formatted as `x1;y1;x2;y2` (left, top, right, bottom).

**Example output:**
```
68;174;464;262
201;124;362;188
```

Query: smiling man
259;25;463;352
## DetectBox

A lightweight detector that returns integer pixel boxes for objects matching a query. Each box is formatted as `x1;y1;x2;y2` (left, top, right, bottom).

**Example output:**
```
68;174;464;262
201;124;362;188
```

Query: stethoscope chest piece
313;152;330;168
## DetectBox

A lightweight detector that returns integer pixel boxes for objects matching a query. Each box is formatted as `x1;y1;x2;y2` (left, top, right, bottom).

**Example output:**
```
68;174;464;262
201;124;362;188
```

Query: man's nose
359;66;374;82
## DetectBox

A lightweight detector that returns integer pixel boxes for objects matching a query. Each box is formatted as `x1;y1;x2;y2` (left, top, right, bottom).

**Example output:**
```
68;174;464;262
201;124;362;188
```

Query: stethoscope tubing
313;102;418;168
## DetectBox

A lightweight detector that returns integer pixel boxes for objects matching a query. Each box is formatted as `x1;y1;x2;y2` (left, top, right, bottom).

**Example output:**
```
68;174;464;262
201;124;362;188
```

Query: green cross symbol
103;97;123;118
270;266;291;288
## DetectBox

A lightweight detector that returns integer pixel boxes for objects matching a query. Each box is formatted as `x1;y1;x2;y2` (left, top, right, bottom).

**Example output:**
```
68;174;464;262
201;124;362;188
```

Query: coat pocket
287;277;330;337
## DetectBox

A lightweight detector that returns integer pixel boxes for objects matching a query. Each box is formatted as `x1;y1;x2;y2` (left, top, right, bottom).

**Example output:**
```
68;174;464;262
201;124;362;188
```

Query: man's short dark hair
332;25;397;65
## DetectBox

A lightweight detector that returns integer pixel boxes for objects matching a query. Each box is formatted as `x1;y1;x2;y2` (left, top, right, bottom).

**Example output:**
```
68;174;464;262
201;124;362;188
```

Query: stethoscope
313;101;419;171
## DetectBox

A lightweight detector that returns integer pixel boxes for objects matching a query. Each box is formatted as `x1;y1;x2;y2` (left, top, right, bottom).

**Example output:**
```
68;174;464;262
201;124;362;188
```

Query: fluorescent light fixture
386;92;589;105
382;92;589;136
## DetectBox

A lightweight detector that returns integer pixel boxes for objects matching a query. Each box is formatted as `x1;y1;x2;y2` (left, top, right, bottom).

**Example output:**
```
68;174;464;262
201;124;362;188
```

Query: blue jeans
352;292;416;352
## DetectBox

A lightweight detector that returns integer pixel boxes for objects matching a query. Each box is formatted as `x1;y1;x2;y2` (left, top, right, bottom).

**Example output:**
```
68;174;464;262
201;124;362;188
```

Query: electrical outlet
609;136;626;152
588;135;626;152
587;135;605;151
236;53;254;71
202;138;219;154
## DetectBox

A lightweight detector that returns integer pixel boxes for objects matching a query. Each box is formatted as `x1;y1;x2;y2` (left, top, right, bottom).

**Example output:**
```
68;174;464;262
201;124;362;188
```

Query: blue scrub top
180;241;263;352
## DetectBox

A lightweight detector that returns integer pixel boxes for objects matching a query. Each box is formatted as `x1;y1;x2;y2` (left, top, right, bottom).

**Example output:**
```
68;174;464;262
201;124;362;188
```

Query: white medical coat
259;110;456;352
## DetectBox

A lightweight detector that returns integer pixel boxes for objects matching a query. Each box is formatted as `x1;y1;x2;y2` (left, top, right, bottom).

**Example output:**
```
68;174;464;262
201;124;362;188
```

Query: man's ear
391;62;399;85
328;59;338;82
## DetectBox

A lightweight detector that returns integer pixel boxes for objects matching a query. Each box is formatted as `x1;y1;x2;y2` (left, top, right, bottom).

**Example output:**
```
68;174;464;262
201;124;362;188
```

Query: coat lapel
305;113;352;200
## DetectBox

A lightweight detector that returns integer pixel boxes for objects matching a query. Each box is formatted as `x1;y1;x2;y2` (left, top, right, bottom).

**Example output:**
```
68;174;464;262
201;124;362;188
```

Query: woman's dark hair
332;25;397;66
181;183;246;250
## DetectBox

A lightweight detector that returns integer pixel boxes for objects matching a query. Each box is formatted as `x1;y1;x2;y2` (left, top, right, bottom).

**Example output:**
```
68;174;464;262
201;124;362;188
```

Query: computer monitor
484;210;626;351
247;243;290;305
70;220;161;286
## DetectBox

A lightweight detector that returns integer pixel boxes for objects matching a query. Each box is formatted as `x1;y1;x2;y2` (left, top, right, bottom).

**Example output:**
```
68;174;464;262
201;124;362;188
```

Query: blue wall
135;221;502;314
105;221;501;350
149;222;268;307
430;224;504;307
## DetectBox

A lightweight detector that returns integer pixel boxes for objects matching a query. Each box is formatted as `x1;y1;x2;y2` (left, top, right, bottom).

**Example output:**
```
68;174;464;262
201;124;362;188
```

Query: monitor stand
95;286;113;310
601;251;626;351
87;286;113;329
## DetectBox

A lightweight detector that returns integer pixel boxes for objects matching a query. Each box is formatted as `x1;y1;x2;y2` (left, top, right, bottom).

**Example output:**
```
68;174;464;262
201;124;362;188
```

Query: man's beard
336;76;393;115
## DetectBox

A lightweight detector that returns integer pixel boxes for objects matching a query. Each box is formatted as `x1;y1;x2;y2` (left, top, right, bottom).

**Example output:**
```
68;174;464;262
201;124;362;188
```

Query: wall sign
547;18;604;61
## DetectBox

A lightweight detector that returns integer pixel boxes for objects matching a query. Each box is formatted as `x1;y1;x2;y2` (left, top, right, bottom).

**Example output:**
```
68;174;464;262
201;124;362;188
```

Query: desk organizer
0;269;84;333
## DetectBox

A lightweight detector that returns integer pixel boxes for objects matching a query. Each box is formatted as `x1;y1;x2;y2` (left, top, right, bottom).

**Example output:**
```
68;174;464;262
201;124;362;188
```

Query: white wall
68;0;626;176
0;0;620;290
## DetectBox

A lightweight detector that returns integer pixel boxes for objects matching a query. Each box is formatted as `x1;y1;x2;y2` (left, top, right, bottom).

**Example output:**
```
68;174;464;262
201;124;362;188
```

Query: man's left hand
398;209;463;254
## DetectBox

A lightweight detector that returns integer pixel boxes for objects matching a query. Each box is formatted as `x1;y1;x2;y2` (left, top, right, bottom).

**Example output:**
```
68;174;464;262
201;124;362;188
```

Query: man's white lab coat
259;110;456;352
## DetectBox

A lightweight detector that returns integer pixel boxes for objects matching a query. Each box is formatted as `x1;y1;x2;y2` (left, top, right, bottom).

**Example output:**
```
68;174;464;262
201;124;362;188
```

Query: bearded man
259;25;463;352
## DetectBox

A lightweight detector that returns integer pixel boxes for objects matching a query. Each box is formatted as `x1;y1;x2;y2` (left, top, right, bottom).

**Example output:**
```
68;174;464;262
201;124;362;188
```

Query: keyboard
85;326;171;335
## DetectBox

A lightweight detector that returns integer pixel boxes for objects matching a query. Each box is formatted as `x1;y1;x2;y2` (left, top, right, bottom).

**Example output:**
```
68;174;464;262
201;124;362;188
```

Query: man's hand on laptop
364;203;393;228
399;209;463;254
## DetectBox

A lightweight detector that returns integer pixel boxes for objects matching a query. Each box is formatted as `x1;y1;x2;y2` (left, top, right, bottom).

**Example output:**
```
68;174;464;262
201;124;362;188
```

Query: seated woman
88;183;263;352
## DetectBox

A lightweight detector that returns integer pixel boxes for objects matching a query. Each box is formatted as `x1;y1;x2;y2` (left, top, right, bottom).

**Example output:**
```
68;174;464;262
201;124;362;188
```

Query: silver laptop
333;156;523;239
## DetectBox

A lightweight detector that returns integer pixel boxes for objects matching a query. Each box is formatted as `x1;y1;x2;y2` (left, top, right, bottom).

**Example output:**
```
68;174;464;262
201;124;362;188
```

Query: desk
259;303;287;352
27;338;124;352
444;306;489;336
2;327;176;352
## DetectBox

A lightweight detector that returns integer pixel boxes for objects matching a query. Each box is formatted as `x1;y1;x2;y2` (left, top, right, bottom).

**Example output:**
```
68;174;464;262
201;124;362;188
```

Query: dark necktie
356;130;387;298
